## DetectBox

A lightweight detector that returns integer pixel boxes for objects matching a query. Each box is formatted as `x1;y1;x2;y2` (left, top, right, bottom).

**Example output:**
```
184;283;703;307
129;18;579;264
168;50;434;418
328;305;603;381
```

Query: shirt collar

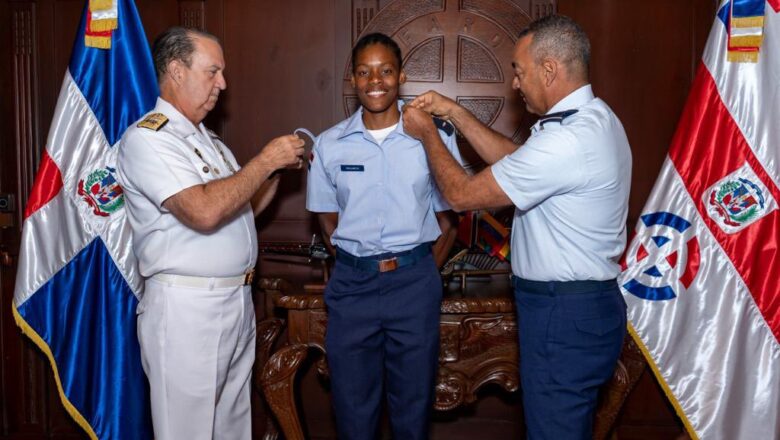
337;100;411;141
531;84;594;134
155;97;201;138
546;84;594;115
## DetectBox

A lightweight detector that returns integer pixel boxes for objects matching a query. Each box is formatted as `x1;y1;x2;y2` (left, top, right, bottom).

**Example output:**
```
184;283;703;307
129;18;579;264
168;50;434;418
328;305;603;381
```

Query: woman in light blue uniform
306;33;462;440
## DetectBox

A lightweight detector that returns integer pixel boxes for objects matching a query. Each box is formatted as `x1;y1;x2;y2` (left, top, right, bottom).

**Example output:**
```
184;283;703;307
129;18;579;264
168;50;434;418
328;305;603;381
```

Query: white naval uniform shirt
116;97;257;278
491;85;632;281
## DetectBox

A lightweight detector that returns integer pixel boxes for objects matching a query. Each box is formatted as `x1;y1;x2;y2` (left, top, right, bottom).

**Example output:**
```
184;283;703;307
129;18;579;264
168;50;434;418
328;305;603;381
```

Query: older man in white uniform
117;27;303;440
403;15;631;440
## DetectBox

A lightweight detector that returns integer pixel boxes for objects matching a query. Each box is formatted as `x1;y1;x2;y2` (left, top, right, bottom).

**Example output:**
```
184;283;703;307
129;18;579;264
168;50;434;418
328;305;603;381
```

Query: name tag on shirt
341;165;365;172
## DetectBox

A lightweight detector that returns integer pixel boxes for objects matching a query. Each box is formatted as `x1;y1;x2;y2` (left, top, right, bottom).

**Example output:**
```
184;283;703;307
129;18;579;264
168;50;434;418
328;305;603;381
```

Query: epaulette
137;113;169;131
432;116;455;136
538;109;578;130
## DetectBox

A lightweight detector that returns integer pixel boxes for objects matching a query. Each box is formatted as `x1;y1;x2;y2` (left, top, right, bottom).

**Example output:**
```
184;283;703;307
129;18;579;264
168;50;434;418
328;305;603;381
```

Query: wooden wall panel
0;0;720;438
559;0;716;225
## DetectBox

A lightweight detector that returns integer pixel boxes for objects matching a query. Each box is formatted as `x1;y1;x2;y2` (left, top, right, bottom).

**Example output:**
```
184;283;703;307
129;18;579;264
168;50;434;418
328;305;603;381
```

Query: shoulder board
137;113;169;131
432;116;455;136
538;109;578;130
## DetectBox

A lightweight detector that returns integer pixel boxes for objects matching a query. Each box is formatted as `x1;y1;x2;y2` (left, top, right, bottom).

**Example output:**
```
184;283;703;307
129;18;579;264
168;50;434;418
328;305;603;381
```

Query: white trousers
138;278;256;440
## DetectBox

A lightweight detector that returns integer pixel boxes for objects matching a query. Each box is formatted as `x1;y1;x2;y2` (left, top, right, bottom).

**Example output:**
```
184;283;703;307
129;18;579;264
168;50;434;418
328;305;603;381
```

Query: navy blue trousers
324;253;442;440
513;278;627;440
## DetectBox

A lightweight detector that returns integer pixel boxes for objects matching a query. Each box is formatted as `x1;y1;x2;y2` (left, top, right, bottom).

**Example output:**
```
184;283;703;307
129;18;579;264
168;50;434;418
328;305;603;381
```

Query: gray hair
519;15;590;80
152;27;220;83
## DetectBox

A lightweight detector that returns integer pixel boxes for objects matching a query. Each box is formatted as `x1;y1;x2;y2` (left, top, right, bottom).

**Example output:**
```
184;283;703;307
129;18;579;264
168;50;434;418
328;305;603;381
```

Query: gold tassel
85;34;112;49
730;34;763;48
89;18;118;32
89;0;113;11
728;50;759;63
732;16;764;28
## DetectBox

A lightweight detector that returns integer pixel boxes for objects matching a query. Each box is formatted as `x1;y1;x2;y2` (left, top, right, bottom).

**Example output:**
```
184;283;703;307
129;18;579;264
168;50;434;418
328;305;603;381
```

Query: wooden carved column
5;1;49;436
11;1;40;224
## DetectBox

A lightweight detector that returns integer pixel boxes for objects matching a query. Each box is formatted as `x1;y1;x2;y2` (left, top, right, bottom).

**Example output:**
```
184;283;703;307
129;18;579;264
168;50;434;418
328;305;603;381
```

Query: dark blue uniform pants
513;277;627;440
325;253;442;440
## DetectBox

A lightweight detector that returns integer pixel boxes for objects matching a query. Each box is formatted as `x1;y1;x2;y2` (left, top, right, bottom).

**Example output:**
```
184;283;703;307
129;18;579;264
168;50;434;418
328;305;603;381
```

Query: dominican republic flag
12;1;156;438
619;1;780;438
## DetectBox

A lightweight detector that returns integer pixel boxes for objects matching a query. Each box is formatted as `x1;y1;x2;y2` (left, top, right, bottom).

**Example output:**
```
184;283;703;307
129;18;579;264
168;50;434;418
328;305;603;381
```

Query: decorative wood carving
261;344;324;440
11;2;40;226
275;293;324;310
456;97;504;127
360;0;445;39
179;0;205;30
531;0;557;19
458;36;503;82
440;296;514;313
352;0;380;43
403;37;444;82
262;291;641;440
460;0;533;37
254;318;284;440
342;0;540;156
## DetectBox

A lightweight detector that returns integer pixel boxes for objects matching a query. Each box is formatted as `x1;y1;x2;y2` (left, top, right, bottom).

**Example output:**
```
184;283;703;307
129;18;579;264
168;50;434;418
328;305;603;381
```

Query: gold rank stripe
89;18;118;32
85;34;112;49
728;50;759;63
732;16;764;28
89;0;113;12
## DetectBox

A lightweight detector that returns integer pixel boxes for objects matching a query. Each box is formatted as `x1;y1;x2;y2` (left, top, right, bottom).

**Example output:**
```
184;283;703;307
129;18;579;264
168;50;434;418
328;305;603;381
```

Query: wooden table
257;278;646;440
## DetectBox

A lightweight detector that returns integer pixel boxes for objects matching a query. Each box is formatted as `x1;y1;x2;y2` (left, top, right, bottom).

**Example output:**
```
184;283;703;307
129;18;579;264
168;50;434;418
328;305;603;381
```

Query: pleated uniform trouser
137;277;256;440
325;253;442;440
513;277;627;440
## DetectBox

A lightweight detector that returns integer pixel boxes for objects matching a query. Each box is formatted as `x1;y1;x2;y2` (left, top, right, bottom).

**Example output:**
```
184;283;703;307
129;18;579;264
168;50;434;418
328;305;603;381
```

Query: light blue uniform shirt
306;101;462;257
491;85;632;281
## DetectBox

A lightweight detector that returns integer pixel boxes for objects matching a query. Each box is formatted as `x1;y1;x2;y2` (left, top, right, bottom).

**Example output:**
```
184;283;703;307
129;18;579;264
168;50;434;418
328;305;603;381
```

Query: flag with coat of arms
619;0;780;438
12;0;156;438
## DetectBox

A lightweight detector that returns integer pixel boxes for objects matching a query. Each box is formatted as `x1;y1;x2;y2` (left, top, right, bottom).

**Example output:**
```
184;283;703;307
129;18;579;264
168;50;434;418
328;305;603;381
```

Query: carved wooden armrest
260;343;326;440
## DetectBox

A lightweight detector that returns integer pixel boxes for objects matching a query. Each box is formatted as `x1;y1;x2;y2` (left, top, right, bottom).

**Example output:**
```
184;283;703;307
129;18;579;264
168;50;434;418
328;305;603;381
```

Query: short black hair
351;32;403;72
152;26;220;83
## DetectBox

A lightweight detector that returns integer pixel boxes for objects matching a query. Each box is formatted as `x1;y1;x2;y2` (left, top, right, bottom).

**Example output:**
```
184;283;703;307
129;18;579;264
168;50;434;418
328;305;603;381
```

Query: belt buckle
378;257;398;272
244;270;255;285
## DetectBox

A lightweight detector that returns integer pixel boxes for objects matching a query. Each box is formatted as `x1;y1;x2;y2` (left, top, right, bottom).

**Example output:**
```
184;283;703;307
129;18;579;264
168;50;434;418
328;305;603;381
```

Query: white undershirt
367;123;398;145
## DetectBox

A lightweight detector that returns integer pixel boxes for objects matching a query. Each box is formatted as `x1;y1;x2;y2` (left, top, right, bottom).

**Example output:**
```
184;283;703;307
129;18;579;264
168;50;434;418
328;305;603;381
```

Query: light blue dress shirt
306;101;462;257
491;85;632;281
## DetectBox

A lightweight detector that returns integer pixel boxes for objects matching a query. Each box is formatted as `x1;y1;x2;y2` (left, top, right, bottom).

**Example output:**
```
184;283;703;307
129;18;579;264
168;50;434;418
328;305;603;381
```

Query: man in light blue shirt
306;33;461;440
403;15;631;440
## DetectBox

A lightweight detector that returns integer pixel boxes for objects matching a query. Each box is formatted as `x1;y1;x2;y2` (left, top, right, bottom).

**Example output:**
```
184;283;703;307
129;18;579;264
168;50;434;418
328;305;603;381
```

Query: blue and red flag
619;1;780;437
12;0;156;438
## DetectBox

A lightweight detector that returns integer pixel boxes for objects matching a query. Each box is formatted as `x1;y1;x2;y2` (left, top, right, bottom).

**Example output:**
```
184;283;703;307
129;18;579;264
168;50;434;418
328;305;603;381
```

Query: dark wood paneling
0;0;719;438
559;0;716;225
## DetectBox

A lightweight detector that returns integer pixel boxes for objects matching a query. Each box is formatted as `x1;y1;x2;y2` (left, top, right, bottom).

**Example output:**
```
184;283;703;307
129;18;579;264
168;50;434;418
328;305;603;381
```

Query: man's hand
402;105;439;142
259;134;305;170
409;91;459;120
